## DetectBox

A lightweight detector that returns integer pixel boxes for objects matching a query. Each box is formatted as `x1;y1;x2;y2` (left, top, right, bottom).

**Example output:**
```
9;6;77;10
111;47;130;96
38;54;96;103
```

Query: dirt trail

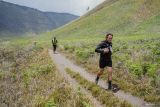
49;50;104;107
49;50;153;107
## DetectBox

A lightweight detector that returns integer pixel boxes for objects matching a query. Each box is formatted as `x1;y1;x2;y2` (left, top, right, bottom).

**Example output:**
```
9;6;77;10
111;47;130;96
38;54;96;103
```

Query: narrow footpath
49;50;153;107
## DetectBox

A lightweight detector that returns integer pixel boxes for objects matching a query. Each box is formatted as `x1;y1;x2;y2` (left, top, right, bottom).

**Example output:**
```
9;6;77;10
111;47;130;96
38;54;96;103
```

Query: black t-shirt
52;39;58;46
95;40;112;61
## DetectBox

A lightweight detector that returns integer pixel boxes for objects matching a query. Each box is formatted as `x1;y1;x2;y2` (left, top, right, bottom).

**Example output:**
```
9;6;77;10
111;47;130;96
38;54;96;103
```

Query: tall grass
0;40;93;107
66;68;132;107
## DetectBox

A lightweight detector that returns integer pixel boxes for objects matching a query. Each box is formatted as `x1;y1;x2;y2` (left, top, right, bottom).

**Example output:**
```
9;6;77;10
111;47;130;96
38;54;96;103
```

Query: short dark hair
106;33;113;38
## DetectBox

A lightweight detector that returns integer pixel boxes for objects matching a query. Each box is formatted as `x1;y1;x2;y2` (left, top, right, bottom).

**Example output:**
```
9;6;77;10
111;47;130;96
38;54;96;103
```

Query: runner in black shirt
52;37;58;54
95;33;113;90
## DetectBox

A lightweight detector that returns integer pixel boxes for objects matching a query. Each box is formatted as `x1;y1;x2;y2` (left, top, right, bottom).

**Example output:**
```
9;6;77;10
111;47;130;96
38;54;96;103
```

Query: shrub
129;64;142;78
146;64;157;78
75;49;93;59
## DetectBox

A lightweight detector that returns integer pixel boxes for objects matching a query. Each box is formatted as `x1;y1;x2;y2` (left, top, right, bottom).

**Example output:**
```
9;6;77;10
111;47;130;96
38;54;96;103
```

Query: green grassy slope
50;0;159;39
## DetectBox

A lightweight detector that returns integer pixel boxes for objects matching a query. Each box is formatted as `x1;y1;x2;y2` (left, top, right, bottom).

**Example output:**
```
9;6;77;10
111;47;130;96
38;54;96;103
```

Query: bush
141;63;150;75
147;64;157;78
38;64;53;75
129;64;142;78
75;49;94;59
152;43;160;55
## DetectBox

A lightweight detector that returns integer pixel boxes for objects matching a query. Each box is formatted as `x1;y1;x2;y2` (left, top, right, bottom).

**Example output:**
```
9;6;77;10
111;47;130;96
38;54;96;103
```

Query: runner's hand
103;48;109;54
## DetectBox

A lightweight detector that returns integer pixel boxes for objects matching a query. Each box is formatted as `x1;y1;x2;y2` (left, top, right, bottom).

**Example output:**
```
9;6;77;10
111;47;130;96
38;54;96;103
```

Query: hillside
0;1;78;35
52;0;160;38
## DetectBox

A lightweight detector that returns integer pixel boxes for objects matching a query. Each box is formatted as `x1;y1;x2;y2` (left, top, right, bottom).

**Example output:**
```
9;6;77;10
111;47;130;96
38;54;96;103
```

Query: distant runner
95;33;113;90
52;37;58;54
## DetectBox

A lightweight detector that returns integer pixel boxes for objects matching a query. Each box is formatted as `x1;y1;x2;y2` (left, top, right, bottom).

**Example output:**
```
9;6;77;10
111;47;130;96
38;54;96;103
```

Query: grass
46;0;159;39
59;36;160;103
39;85;93;107
0;40;93;107
66;68;132;107
1;45;56;106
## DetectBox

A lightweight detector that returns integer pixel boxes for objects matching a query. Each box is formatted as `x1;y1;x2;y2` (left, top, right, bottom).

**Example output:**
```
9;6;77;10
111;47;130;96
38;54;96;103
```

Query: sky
2;0;105;16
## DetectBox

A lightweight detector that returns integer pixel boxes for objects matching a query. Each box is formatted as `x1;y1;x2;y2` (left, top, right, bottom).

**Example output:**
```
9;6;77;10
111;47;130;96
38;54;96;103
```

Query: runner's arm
95;42;104;54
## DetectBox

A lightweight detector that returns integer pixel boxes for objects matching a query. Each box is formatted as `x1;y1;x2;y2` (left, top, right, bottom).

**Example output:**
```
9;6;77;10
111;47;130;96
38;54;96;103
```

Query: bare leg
107;67;112;81
95;68;104;84
98;68;104;76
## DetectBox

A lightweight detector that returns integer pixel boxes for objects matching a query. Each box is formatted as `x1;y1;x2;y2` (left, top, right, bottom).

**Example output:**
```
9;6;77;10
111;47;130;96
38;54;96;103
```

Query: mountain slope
0;1;78;35
52;0;160;38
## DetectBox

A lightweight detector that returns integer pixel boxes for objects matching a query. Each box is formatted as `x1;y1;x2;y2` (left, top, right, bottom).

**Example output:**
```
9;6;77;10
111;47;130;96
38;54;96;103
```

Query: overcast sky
3;0;105;16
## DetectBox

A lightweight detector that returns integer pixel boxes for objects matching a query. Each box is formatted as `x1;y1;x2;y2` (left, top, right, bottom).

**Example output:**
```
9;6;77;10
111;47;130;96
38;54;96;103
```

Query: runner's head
106;33;113;43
